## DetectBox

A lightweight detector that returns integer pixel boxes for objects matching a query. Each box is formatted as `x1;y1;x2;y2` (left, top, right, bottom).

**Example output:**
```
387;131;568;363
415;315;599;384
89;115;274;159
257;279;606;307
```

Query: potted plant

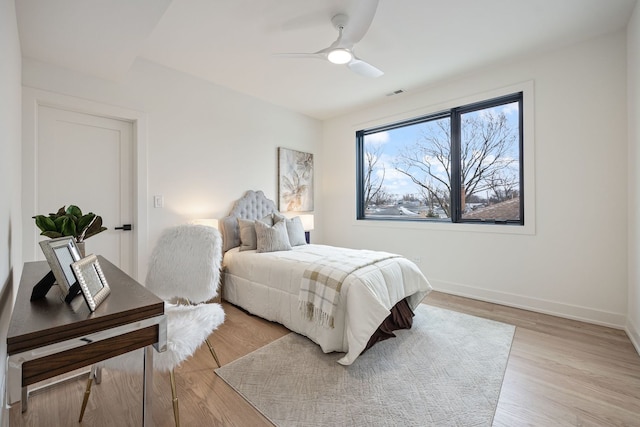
33;205;107;255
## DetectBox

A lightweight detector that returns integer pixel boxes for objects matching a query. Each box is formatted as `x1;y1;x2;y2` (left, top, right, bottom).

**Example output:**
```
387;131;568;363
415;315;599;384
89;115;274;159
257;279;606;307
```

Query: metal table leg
142;345;154;426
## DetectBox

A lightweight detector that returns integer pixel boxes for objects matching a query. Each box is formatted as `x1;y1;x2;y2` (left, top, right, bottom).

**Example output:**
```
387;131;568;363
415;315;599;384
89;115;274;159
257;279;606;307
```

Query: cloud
474;102;518;121
501;102;519;115
371;152;420;195
374;155;408;181
364;131;390;146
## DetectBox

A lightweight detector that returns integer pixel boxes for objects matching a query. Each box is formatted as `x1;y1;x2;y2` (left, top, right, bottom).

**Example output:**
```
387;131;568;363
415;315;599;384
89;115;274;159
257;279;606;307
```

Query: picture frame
39;236;83;299
278;147;314;212
71;254;111;312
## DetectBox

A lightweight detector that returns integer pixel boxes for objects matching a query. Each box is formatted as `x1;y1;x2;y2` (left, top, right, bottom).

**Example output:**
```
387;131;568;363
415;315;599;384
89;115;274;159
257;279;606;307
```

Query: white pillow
285;216;307;246
238;215;273;251
255;220;292;253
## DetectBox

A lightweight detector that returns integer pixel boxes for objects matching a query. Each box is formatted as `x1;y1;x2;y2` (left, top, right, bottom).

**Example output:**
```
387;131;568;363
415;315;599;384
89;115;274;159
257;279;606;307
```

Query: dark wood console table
6;256;166;426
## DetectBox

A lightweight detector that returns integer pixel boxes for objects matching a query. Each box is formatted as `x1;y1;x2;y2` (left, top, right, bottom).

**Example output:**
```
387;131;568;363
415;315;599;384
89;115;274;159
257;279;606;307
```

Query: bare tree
486;169;519;202
371;189;392;206
460;110;518;202
363;144;386;209
394;111;518;216
394;118;453;215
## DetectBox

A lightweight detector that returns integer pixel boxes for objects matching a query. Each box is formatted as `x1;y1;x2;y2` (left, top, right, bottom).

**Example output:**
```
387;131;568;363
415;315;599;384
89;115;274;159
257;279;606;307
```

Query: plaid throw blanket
299;249;400;328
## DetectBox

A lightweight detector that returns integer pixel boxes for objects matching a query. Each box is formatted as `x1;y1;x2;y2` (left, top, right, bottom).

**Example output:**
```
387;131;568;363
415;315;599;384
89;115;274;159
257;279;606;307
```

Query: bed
219;190;432;365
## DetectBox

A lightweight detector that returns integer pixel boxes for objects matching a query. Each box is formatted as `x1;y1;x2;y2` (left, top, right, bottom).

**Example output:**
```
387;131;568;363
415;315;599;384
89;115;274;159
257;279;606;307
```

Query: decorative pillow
285;216;307;246
220;216;240;253
255;220;292;253
238;215;273;251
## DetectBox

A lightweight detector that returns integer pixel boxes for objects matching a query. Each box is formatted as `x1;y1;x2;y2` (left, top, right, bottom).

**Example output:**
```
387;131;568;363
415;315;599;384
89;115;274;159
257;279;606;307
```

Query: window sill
353;217;535;236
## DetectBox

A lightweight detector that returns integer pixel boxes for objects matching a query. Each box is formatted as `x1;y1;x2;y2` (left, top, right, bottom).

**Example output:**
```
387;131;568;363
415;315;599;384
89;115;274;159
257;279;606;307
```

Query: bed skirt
363;297;414;353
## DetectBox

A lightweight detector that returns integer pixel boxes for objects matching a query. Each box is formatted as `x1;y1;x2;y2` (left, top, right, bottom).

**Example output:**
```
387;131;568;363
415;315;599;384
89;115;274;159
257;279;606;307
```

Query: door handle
115;224;132;231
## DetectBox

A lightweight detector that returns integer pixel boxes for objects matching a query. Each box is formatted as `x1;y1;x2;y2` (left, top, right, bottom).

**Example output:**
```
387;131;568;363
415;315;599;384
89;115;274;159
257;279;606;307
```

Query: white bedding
223;244;432;365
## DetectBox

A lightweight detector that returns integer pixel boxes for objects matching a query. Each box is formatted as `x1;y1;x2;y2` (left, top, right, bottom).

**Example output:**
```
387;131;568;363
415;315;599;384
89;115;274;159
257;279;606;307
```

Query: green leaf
66;205;82;217
60;216;77;237
53;216;66;230
83;216;107;240
77;213;96;233
83;226;107;240
33;215;56;232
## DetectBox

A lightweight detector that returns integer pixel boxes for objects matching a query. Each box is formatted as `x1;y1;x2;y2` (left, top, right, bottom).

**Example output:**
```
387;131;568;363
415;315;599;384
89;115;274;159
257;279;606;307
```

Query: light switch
154;195;164;208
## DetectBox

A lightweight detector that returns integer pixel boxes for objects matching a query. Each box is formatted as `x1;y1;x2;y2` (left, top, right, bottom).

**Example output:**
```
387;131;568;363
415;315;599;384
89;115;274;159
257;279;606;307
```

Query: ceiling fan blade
273;52;324;60
341;0;379;46
347;58;384;78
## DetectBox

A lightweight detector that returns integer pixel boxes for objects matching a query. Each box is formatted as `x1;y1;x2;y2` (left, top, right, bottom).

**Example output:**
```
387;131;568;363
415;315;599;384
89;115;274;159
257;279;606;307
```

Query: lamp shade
282;212;314;231
298;214;314;231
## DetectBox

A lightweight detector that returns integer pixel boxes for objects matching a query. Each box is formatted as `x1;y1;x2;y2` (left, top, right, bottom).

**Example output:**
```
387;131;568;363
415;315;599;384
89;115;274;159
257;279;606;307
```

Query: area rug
215;304;515;426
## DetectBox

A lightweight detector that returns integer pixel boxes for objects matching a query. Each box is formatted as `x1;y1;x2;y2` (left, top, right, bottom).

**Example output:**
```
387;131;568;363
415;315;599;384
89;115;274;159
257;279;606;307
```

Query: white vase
77;241;86;258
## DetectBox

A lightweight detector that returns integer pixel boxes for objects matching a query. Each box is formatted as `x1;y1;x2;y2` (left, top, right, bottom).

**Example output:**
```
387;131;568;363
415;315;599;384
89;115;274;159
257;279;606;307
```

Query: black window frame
356;92;524;225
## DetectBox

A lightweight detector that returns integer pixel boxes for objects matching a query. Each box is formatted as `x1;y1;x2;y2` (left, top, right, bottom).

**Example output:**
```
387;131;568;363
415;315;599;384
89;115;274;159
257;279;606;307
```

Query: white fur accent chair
78;224;225;426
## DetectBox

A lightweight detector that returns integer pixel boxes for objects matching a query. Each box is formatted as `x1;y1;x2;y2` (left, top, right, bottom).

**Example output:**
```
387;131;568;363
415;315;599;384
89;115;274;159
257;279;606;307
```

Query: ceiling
15;0;637;120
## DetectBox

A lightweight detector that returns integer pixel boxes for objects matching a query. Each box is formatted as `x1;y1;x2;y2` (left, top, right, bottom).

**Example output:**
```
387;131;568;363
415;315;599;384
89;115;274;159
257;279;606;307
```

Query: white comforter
222;244;432;365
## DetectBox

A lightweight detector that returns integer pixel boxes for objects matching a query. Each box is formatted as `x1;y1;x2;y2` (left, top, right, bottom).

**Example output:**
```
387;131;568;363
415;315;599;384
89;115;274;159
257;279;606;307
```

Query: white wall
0;0;22;424
628;1;640;351
21;57;322;280
322;31;629;327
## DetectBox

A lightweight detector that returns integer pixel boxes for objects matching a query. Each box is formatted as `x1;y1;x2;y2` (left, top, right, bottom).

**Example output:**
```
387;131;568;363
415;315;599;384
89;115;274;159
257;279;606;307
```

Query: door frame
22;87;149;281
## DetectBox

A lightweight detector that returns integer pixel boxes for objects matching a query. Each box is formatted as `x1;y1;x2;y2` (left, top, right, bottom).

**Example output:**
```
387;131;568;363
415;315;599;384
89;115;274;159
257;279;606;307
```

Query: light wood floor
9;291;640;426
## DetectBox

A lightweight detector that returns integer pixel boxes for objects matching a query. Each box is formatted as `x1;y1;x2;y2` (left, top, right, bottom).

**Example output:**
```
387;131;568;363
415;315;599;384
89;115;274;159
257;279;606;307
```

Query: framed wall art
71;254;111;312
278;147;314;212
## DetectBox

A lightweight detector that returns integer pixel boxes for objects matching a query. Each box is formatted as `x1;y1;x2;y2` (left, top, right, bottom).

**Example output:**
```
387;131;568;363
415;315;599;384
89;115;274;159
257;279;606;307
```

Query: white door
36;105;134;275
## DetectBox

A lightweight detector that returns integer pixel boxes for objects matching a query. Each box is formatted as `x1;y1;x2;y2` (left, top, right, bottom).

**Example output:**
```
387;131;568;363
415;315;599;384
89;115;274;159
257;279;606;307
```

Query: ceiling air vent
386;89;405;97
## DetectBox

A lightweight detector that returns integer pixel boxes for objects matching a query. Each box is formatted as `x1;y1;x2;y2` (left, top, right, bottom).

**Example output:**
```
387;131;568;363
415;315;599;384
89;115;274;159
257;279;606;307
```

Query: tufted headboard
219;190;279;252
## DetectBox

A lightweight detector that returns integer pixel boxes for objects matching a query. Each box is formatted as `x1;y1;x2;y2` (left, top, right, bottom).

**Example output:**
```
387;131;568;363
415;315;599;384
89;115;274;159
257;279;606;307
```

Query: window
356;92;523;225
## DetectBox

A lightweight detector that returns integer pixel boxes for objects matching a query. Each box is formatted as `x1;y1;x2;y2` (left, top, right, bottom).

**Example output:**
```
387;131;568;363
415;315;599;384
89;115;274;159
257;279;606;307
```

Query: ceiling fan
276;0;384;78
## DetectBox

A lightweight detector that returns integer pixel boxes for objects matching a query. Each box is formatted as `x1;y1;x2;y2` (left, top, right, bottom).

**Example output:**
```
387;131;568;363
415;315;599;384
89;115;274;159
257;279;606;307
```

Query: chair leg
205;338;221;367
78;371;95;422
94;365;102;384
170;369;180;427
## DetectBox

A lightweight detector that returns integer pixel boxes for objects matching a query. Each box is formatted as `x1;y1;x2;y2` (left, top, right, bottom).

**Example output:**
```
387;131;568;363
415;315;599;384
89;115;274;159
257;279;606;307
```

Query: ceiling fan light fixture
327;48;353;64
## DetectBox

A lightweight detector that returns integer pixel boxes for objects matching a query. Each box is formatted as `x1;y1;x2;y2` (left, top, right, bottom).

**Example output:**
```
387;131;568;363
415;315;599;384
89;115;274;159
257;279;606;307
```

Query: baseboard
626;318;640;356
432;278;627;329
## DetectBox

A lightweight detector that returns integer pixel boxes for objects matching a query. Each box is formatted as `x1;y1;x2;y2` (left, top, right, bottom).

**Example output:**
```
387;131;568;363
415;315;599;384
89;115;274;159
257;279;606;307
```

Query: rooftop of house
464;197;520;221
